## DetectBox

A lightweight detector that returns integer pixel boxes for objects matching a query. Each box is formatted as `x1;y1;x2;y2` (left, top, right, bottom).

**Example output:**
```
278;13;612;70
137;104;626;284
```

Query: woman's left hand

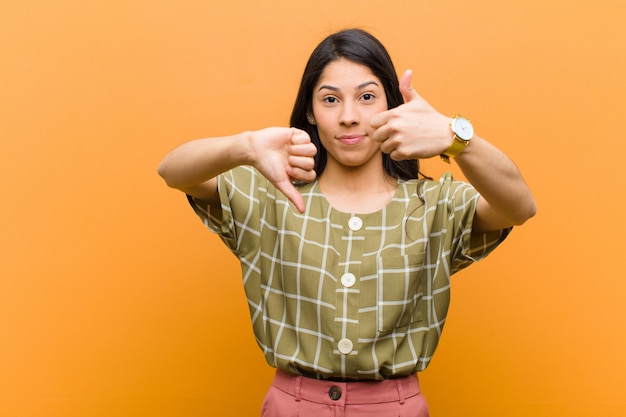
370;70;453;161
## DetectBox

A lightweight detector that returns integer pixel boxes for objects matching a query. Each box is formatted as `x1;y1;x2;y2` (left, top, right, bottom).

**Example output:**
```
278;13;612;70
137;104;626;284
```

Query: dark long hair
290;28;423;180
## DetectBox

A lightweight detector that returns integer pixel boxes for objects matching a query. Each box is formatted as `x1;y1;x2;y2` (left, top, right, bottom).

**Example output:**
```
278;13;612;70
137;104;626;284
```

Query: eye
323;96;339;104
361;93;375;102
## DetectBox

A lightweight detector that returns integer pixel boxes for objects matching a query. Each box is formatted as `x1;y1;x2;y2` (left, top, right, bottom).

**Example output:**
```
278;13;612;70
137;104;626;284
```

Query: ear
306;112;316;125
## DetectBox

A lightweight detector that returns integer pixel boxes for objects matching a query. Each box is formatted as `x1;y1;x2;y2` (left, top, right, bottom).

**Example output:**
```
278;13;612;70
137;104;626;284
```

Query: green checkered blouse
189;166;509;380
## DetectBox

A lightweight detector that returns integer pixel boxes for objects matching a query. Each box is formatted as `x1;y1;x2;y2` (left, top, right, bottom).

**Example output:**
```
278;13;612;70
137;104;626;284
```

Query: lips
337;134;366;145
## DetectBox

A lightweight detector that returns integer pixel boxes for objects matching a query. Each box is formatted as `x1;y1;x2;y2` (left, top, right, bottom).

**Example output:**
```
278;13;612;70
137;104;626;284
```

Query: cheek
312;113;334;135
363;108;383;131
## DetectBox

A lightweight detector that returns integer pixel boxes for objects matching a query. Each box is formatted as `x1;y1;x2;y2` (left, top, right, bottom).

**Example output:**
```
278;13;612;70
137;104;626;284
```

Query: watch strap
440;115;471;163
440;134;469;163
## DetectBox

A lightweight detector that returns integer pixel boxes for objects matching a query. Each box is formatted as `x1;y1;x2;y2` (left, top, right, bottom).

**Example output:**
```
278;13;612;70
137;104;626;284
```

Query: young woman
158;28;536;417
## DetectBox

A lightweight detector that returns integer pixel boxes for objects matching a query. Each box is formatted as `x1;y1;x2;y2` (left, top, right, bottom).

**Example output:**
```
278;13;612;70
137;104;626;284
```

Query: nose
339;102;359;126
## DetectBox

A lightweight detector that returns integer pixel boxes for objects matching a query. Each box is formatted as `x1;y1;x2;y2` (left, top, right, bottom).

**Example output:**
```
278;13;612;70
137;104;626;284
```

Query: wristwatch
440;115;474;163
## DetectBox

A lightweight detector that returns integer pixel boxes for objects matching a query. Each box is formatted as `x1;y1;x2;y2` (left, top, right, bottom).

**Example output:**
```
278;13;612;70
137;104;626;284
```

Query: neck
318;163;396;213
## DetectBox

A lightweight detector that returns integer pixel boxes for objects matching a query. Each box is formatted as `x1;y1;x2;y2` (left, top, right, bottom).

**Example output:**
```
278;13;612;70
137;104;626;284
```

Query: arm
157;128;317;213
370;70;536;233
158;133;251;207
454;135;536;232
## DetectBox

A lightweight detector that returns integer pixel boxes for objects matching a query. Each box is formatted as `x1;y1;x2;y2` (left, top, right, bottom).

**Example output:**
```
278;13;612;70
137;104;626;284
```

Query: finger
289;166;317;183
378;137;397;155
388;148;403;161
276;180;306;213
371;123;391;143
374;124;402;154
289;129;317;161
399;69;421;103
370;110;390;129
289;154;315;171
290;128;311;145
290;143;317;157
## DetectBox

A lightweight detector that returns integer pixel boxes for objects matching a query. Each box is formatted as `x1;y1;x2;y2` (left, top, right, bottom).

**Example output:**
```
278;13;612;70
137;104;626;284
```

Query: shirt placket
334;213;365;377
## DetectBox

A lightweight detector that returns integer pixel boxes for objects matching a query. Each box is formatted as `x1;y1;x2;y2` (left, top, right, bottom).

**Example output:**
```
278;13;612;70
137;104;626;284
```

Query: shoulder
412;172;478;204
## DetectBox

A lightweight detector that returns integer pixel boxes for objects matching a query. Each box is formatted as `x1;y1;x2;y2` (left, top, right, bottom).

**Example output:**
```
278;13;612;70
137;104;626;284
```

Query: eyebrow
318;81;380;92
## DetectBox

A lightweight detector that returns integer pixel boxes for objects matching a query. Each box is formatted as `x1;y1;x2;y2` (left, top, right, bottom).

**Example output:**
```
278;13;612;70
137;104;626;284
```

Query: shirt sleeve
437;173;512;274
186;166;263;254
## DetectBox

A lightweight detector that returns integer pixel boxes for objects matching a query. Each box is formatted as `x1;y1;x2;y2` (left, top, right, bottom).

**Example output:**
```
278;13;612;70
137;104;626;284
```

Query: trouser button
328;385;342;401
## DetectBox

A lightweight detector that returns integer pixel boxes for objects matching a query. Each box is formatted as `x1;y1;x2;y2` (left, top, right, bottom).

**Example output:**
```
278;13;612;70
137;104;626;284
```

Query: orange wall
1;1;625;416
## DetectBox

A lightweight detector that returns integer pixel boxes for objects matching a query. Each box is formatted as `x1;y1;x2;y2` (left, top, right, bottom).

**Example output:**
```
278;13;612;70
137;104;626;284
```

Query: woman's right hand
247;127;317;213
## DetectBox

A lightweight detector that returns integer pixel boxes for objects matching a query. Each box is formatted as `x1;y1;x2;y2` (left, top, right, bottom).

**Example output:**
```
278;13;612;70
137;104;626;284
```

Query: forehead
315;58;381;88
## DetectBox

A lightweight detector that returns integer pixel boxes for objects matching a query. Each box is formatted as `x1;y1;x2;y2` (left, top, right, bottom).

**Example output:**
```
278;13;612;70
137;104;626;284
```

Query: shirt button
348;216;363;231
340;273;356;288
328;386;342;401
338;338;353;354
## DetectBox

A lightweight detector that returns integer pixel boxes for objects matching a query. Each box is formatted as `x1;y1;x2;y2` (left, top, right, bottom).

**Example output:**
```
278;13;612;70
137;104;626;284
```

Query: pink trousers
261;370;430;417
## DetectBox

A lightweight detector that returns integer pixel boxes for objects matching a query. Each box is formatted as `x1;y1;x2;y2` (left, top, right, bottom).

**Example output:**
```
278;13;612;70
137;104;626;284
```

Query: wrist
238;130;257;167
440;115;473;163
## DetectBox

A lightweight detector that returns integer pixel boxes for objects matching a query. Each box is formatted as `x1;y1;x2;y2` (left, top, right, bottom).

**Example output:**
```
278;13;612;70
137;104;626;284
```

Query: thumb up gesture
371;70;453;161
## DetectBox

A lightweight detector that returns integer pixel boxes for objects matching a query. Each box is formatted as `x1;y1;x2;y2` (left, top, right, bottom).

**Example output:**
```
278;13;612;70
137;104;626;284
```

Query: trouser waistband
271;370;421;406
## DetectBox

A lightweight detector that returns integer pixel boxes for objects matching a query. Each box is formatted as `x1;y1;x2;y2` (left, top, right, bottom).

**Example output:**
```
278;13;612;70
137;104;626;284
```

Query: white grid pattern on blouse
190;166;509;380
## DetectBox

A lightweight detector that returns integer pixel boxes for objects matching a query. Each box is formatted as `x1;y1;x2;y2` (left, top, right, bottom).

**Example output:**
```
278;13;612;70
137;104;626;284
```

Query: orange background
1;0;625;416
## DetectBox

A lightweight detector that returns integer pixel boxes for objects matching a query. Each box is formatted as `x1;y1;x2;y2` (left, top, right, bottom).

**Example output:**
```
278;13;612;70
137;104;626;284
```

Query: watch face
453;117;474;141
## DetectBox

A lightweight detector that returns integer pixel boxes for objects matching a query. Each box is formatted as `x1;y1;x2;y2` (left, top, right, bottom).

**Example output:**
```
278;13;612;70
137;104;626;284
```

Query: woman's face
310;58;388;171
